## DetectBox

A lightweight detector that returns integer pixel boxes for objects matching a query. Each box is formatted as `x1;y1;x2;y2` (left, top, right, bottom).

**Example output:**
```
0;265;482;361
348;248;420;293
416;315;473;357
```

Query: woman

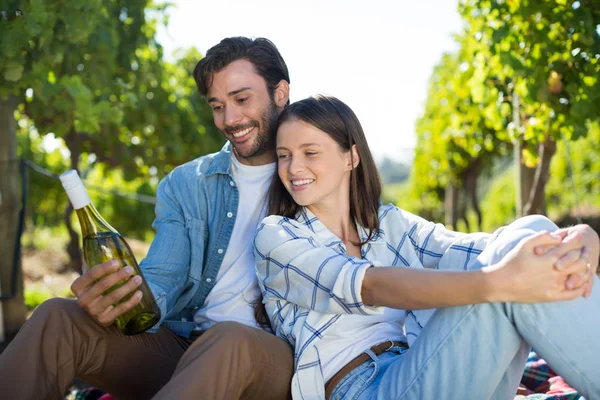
254;95;600;400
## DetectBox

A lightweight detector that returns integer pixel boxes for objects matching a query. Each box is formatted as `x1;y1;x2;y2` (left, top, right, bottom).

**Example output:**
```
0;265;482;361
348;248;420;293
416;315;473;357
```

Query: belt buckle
384;339;394;352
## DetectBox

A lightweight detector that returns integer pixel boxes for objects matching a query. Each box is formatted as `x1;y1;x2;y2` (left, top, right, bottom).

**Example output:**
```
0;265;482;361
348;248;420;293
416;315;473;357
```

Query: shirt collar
205;142;233;177
295;207;382;246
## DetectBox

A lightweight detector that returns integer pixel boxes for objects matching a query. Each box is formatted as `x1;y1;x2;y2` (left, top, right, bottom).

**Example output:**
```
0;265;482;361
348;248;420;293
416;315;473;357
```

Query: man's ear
348;144;360;170
274;80;290;108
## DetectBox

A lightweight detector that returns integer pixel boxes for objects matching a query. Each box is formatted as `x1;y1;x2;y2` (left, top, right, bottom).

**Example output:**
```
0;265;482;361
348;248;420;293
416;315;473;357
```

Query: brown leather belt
324;340;408;399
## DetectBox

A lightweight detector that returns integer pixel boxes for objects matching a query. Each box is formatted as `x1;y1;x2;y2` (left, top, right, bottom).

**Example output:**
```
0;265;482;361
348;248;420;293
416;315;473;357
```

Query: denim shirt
139;143;241;338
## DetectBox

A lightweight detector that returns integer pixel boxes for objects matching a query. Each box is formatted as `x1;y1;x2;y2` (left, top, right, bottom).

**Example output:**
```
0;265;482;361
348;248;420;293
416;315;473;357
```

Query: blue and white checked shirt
254;204;501;399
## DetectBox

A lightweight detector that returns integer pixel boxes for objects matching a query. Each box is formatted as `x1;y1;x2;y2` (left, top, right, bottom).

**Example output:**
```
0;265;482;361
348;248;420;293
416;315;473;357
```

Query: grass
24;287;57;311
21;224;70;251
21;225;151;314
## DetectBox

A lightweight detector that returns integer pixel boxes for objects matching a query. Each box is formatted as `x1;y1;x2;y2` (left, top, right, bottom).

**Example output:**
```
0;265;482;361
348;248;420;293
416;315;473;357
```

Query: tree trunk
465;160;482;231
511;92;536;218
0;95;27;342
523;137;557;216
444;182;458;230
513;92;528;218
64;132;83;274
457;185;470;232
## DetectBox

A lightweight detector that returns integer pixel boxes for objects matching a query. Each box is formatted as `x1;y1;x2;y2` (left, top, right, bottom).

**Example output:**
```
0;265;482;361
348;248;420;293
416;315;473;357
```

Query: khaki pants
0;298;293;400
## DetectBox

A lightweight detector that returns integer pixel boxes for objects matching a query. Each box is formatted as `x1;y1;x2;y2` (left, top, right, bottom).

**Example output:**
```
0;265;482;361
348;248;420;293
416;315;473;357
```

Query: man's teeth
232;127;252;138
292;179;314;186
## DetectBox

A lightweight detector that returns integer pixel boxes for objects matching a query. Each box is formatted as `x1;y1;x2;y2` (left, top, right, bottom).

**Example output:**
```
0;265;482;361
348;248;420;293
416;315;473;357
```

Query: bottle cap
60;170;91;209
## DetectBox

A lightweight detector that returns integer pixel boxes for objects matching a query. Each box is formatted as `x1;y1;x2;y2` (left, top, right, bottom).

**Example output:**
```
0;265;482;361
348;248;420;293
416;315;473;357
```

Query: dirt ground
22;237;152;303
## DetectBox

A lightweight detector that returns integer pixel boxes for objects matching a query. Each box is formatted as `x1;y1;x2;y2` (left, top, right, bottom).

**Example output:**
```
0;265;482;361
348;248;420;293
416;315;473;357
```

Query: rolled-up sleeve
392;207;492;270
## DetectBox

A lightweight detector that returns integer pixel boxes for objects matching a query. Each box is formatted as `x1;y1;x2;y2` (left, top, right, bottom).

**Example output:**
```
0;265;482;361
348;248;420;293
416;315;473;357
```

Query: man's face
207;59;284;166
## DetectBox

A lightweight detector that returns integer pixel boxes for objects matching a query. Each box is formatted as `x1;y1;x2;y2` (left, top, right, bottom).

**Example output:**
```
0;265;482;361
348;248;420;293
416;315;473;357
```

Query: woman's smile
290;179;315;191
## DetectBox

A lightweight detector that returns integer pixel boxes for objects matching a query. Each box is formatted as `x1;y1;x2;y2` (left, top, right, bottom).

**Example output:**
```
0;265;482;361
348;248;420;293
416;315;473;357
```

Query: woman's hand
484;231;590;303
534;225;598;298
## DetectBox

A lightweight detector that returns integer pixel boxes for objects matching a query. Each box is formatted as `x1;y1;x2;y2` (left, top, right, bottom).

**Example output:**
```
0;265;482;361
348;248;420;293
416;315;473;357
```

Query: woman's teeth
292;179;314;186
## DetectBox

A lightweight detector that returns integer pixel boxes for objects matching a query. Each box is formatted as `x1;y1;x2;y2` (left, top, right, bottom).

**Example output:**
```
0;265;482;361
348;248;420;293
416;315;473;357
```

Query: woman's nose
288;156;304;175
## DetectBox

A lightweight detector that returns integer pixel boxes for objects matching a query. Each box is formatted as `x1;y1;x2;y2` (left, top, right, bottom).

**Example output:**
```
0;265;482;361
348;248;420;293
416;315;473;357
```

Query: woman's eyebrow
276;143;321;151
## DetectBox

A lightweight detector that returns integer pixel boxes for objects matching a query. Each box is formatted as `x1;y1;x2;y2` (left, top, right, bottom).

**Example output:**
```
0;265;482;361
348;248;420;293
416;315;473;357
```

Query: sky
156;0;464;163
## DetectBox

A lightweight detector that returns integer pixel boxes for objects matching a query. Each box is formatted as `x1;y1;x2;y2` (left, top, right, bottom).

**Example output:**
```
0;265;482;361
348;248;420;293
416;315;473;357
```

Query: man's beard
226;100;279;161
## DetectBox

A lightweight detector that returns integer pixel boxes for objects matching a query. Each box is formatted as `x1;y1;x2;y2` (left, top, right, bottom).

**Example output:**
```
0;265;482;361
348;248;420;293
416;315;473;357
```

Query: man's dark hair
193;37;290;103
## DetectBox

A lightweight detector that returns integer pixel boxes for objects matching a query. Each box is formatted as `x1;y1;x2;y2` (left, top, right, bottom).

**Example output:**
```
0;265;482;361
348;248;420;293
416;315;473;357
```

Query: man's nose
224;106;242;128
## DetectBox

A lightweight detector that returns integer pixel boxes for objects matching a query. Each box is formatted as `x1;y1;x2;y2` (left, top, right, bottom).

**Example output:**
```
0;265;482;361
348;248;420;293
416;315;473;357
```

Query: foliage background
0;0;598;276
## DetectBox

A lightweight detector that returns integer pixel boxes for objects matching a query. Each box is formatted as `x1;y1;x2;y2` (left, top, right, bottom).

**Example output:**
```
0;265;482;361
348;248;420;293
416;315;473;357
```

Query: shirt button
206;278;212;283
217;249;224;254
229;181;235;187
227;212;233;218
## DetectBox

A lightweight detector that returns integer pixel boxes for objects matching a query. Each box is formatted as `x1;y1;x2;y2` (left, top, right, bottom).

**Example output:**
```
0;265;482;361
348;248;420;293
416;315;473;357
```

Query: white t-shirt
320;309;406;381
193;154;276;330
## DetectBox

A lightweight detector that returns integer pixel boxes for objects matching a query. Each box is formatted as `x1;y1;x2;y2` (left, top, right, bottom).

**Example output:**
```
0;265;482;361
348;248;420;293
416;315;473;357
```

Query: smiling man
203;58;284;165
0;37;294;400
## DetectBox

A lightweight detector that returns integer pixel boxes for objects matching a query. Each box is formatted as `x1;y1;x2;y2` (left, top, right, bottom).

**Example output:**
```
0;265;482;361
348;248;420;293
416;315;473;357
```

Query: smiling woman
268;95;382;247
254;94;600;400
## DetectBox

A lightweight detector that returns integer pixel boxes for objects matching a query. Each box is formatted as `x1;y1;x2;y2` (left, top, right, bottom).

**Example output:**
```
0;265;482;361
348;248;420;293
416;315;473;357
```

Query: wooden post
444;182;458;230
0;95;26;344
513;93;523;217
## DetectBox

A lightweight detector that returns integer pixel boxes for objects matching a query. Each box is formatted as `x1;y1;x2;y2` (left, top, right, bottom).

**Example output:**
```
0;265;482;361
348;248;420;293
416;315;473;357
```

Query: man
0;37;294;400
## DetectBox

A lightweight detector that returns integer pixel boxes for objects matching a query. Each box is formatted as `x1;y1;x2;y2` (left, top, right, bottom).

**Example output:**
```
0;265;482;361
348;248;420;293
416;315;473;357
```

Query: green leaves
3;60;24;81
3;0;222;186
408;0;600;223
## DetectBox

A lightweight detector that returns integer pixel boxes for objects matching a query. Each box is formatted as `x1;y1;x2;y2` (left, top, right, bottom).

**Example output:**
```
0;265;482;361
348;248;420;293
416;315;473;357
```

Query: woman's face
276;118;355;209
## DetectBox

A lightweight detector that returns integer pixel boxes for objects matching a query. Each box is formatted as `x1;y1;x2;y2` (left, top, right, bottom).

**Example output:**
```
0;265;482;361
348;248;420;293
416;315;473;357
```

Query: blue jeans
330;216;600;400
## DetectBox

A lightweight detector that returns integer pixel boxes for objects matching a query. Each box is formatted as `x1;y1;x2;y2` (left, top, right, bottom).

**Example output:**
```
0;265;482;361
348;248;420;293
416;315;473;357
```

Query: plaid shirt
254;204;500;399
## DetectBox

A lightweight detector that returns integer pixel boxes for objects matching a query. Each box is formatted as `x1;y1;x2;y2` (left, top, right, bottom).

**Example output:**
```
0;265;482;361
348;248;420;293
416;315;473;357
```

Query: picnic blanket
515;350;583;400
67;351;583;400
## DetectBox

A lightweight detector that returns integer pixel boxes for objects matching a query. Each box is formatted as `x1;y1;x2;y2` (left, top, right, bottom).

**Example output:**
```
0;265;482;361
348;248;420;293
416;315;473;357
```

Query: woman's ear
274;80;290;108
348;144;360;170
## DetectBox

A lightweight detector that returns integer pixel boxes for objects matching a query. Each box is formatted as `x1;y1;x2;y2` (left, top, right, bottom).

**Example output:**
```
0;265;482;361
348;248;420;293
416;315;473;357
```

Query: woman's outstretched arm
362;231;590;310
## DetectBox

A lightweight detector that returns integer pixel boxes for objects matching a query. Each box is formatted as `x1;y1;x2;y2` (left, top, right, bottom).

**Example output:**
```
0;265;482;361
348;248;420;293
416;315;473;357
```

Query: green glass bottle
60;170;161;335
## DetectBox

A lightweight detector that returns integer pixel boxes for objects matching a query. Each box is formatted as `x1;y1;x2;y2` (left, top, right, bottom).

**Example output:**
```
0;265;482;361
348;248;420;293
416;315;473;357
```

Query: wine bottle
60;170;161;335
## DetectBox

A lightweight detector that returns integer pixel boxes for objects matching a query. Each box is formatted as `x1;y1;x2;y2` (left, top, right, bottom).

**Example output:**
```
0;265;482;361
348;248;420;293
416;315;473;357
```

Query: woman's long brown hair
269;94;382;243
255;94;383;328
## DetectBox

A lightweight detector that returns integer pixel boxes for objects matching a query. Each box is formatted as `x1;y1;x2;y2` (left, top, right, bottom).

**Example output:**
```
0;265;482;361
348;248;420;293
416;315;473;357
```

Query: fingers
523;231;562;250
534;244;558;256
87;274;143;316
77;266;135;310
534;230;567;255
583;259;596;299
96;291;143;326
544;231;585;261
555;285;587;302
555;246;588;271
71;260;121;297
583;275;593;299
550;229;570;241
565;271;587;291
560;247;590;290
